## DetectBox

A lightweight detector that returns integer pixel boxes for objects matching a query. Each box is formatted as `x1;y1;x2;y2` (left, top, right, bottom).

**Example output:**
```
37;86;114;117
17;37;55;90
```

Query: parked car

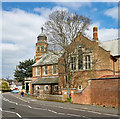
11;88;19;93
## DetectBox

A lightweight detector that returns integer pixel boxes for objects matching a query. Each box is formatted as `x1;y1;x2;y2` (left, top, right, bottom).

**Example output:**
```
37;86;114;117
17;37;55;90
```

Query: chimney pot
93;27;98;42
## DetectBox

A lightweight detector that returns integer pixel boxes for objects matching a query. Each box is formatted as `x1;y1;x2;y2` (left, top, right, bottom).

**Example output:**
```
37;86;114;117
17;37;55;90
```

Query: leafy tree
44;10;91;98
0;79;10;90
14;59;34;83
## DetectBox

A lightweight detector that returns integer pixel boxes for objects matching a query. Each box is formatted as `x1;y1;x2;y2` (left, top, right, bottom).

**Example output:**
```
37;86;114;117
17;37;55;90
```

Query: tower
35;27;48;62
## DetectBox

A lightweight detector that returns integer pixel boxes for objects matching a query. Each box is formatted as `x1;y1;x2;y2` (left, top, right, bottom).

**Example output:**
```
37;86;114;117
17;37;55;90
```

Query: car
11;90;19;93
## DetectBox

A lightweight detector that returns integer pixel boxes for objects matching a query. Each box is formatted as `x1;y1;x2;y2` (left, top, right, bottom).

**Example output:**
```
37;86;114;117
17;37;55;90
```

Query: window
118;57;120;74
71;57;76;70
53;65;57;74
54;85;58;91
44;85;48;91
78;85;82;90
78;49;83;70
41;46;44;51
36;85;40;90
37;46;40;52
44;66;48;75
84;55;91;70
36;67;40;76
45;46;48;52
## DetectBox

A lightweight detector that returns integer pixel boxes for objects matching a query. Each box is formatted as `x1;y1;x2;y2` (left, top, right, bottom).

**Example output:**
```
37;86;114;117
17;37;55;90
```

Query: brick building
26;27;120;97
58;27;120;92
31;28;62;95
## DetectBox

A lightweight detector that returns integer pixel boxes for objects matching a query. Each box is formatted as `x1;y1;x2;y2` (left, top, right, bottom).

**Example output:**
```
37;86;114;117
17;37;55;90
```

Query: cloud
85;22;100;39
2;6;118;79
99;28;118;41
34;6;68;19
2;8;47;79
56;2;91;10
2;6;69;79
86;23;118;42
92;8;98;12
104;6;118;20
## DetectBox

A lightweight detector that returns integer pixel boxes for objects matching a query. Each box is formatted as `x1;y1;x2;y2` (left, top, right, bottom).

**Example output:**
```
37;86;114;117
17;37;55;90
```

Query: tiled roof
32;76;59;85
32;51;63;67
99;38;120;56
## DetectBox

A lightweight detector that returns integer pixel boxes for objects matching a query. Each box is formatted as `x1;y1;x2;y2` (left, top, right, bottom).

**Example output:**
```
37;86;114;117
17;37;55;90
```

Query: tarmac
12;93;120;117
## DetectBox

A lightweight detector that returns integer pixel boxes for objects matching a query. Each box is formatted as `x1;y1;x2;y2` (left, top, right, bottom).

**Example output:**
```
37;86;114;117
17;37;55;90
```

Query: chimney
93;27;98;42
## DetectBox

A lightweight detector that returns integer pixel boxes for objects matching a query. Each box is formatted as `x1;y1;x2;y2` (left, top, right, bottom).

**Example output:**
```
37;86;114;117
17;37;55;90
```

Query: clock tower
35;27;48;62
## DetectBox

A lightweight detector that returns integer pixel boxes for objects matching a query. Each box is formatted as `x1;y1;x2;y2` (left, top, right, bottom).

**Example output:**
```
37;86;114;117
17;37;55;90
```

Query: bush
67;98;71;102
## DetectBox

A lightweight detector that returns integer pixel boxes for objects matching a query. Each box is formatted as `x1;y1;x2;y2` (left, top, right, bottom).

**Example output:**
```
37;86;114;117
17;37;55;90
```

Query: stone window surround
44;85;49;91
44;66;48;75
36;85;40;90
52;65;57;75
54;85;58;91
36;67;40;76
78;84;82;90
70;46;92;71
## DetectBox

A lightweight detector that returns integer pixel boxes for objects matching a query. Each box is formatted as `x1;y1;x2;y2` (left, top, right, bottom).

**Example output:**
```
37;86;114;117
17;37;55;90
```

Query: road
1;93;119;119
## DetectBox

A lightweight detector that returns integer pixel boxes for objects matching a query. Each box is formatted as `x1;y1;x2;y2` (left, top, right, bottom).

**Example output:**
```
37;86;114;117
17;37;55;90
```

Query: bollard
27;93;29;97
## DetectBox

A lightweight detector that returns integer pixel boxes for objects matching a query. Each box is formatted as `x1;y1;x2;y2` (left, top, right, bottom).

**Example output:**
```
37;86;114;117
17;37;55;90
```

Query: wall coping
89;76;120;81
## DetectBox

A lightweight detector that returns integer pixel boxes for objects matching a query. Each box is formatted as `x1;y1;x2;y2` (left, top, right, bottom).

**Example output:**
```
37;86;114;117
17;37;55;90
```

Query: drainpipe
112;56;117;76
113;59;115;76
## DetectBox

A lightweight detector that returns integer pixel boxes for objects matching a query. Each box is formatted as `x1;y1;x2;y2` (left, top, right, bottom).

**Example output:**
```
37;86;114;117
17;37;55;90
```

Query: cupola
35;27;48;62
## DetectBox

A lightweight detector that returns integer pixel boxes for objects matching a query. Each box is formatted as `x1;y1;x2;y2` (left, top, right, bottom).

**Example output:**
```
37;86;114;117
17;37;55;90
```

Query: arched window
41;46;44;51
37;46;40;51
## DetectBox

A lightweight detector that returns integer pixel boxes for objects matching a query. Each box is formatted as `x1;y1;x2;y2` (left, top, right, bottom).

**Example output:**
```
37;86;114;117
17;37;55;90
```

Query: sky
1;1;119;79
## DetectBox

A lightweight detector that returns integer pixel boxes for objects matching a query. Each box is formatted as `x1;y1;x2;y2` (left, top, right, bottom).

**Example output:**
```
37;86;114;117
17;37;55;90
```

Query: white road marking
3;94;118;118
0;108;2;111
67;113;82;117
16;112;22;118
48;109;57;114
2;110;22;118
28;106;32;108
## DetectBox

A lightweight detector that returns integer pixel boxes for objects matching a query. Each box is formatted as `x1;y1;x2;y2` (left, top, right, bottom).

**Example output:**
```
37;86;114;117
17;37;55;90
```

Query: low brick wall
38;94;63;101
71;77;120;107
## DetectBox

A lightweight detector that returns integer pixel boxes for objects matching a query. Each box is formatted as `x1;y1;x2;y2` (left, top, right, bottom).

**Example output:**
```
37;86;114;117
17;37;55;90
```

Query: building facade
28;27;120;96
58;27;120;93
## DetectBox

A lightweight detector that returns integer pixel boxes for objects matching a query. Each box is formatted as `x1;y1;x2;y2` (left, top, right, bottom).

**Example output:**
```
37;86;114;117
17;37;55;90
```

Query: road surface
1;93;119;119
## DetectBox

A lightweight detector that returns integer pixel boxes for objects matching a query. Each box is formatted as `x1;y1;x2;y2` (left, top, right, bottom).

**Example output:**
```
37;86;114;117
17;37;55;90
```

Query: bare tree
44;10;91;98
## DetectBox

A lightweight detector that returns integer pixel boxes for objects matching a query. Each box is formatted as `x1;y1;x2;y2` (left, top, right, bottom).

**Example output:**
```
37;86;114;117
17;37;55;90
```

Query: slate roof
99;38;120;57
32;76;59;85
32;51;63;67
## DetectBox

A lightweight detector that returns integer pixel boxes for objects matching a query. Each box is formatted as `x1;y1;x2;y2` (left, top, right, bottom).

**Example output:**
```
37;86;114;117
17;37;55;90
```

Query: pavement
12;93;119;116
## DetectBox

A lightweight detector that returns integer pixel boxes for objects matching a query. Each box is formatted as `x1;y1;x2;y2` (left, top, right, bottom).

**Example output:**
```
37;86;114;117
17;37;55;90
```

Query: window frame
78;48;83;70
54;85;58;91
44;66;48;75
84;55;92;70
118;57;120;75
36;67;40;76
78;85;82;90
52;65;57;75
44;85;49;91
41;46;44;52
71;57;76;71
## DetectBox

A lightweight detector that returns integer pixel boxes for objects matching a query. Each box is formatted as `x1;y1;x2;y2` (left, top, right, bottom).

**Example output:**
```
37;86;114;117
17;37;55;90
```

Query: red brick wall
71;77;120;107
71;81;91;104
90;78;120;107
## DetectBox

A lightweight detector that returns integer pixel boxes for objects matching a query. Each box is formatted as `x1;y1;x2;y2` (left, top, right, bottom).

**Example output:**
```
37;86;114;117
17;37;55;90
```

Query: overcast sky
1;1;119;79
